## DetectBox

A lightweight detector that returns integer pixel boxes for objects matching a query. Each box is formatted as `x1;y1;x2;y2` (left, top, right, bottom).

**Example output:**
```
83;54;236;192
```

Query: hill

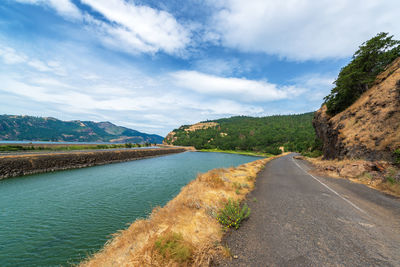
164;113;317;154
0;115;164;144
313;56;400;161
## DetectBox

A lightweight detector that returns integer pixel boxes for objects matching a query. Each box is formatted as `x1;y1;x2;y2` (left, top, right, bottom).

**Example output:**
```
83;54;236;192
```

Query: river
0;151;261;266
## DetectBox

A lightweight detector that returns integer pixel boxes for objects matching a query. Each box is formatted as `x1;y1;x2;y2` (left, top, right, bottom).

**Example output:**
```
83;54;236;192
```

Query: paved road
219;154;400;266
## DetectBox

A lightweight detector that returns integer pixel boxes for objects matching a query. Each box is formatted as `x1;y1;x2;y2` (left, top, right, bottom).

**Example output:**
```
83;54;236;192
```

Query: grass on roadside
155;232;193;263
80;155;283;266
199;148;275;157
217;199;250;230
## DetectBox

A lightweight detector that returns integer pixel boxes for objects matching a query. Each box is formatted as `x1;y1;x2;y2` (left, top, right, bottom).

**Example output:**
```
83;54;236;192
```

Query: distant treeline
165;113;319;154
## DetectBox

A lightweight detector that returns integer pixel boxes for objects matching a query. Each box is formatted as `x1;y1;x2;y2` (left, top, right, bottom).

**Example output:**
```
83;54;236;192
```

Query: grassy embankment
301;156;400;198
0;143;153;152
80;154;285;266
199;148;277;158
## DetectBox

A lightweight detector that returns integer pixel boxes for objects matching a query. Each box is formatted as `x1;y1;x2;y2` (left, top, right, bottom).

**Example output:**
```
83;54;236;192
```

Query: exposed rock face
163;122;219;144
183;122;219;132
314;57;400;161
163;131;177;144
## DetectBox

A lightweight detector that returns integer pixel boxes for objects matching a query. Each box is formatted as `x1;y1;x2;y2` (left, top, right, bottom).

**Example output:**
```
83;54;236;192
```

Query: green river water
0;151;261;266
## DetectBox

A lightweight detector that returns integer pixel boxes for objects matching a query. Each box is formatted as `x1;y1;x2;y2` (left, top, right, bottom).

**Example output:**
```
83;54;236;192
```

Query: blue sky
0;0;398;136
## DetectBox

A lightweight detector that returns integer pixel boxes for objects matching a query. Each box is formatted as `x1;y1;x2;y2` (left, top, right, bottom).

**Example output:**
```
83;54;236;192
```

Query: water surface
0;151;261;266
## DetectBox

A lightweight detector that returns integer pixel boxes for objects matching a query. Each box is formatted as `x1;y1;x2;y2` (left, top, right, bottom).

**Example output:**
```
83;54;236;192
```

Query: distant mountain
164;113;317;154
0;115;164;144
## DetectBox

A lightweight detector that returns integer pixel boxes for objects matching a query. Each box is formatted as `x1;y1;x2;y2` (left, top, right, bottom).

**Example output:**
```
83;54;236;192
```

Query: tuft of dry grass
80;154;285;267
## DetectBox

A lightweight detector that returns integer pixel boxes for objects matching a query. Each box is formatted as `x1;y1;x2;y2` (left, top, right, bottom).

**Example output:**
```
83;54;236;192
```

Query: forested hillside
164;113;317;154
0;115;164;143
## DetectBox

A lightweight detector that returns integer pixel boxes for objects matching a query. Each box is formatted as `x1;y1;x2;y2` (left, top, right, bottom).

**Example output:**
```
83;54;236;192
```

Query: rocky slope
0;115;164;143
313;57;400;161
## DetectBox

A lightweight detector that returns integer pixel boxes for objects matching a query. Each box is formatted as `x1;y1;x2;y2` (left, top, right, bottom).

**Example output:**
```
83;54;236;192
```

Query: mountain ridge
0;114;164;144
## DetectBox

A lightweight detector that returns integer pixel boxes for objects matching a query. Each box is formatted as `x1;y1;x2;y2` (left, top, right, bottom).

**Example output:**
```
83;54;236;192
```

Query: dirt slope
314;57;400;161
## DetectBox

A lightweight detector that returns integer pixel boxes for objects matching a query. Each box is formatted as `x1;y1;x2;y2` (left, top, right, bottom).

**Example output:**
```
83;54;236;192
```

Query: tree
324;32;400;116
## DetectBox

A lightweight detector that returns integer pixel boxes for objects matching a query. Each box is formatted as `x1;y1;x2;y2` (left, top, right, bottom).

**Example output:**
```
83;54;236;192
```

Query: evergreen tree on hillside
324;32;400;116
167;113;316;154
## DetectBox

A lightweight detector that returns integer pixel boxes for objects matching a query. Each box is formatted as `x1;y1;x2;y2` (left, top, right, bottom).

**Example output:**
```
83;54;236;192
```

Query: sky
0;0;399;136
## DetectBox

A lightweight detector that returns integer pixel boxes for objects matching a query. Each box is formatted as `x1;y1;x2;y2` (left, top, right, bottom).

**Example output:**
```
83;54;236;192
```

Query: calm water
0;152;261;266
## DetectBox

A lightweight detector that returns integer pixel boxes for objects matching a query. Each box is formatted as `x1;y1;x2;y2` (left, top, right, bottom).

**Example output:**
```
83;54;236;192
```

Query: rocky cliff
313;57;400;161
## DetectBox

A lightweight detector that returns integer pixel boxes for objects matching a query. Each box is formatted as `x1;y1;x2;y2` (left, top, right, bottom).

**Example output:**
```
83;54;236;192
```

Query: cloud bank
209;0;400;60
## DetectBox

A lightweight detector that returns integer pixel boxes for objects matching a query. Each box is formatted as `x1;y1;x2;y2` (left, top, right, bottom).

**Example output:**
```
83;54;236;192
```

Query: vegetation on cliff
324;32;400;116
165;113;317;154
0;115;163;143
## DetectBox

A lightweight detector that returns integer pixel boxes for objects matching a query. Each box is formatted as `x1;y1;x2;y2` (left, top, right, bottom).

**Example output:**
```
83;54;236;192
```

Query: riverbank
80;154;284;266
0;147;186;180
200;149;277;158
0;143;155;153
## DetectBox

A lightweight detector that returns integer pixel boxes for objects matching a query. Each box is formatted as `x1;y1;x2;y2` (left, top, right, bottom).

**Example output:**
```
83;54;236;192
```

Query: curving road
219;154;400;266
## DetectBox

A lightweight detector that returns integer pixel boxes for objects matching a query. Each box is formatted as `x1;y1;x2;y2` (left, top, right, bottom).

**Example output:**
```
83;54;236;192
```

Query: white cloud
292;74;335;102
0;44;67;75
209;0;400;60
81;0;191;55
0;46;27;64
14;0;82;19
171;70;302;102
13;0;190;55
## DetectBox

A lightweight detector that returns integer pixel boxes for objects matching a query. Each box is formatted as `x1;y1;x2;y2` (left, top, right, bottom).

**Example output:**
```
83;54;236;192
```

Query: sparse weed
217;199;250;229
221;245;231;258
364;172;373;180
233;182;242;189
385;168;399;184
394;149;400;164
155;232;193;263
252;197;257;202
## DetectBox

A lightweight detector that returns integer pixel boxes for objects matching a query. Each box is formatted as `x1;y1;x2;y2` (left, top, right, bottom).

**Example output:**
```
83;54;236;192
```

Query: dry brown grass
326;57;400;153
80;154;284;267
301;156;400;198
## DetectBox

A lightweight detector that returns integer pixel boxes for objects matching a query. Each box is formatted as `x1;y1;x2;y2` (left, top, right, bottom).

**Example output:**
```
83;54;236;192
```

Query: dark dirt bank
0;147;186;180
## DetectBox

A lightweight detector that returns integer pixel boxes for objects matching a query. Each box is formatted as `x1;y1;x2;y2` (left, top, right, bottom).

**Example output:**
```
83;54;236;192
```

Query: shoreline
80;153;285;266
199;148;278;158
0;147;187;180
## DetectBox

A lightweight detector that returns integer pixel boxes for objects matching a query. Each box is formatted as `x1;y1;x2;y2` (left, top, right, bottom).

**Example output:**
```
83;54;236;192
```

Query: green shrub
394;149;400;164
155;232;192;263
324;32;400;116
217;199;250;229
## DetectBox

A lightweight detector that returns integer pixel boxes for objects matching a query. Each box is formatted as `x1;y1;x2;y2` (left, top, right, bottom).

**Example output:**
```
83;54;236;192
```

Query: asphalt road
218;154;400;266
